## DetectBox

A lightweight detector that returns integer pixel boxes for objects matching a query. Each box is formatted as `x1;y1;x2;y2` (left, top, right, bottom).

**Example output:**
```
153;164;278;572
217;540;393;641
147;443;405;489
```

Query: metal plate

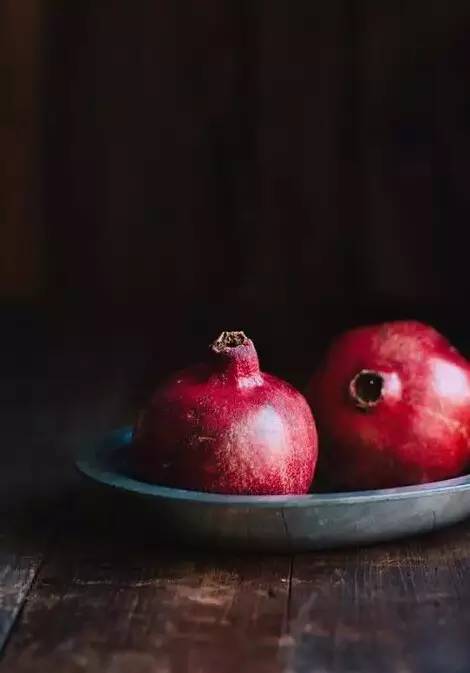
76;427;470;551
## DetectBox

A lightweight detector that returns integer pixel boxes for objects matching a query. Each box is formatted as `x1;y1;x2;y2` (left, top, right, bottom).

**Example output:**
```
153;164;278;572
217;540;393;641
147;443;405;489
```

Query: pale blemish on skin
430;358;470;402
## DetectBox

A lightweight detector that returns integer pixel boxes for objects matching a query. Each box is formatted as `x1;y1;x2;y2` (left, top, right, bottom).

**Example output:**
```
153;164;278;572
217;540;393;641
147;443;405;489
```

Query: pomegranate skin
306;321;470;490
133;331;317;495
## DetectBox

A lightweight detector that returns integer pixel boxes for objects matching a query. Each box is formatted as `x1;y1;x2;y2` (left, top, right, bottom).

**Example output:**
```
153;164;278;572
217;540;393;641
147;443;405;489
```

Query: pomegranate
306;321;470;490
133;331;317;495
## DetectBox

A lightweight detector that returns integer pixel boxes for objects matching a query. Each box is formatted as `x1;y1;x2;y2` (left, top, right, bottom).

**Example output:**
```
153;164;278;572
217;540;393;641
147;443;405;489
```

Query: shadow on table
5;478;470;565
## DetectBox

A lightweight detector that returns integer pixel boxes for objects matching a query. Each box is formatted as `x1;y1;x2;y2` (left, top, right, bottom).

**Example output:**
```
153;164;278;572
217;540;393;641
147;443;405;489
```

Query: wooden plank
43;0;353;375
44;1;249;314
0;528;44;652
1;527;291;673
358;0;470;317
0;0;44;299
284;523;470;673
240;0;349;373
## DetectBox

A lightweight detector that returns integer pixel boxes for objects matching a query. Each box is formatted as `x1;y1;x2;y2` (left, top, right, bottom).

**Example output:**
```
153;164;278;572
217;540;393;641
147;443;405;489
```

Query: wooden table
2;321;470;673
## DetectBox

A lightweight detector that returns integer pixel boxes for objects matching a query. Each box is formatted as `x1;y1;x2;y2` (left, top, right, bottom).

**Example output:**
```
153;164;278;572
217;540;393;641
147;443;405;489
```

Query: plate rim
75;426;470;508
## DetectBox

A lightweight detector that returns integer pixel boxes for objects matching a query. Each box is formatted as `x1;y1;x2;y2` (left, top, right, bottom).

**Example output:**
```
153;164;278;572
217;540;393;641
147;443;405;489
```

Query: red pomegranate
306;321;470;490
133;331;317;495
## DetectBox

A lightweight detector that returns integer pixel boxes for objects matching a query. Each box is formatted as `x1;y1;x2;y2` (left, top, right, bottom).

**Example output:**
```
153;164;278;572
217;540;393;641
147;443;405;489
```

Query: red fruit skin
133;333;317;495
306;321;470;490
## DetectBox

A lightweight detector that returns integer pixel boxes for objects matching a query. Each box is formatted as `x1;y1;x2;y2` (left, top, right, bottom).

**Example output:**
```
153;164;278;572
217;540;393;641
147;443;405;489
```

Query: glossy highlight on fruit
133;331;318;495
306;321;470;490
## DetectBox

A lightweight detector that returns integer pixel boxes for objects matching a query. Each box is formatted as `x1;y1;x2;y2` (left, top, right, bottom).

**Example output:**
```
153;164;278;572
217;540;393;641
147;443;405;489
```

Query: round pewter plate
76;427;470;551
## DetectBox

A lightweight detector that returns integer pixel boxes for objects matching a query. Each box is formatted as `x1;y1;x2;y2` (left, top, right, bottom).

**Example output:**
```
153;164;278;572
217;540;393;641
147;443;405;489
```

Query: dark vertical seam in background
233;0;258;289
340;0;363;308
213;0;258;306
43;1;93;306
43;0;71;302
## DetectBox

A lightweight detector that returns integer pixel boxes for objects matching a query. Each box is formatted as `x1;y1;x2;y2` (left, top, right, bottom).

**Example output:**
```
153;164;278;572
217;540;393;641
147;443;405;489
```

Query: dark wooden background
4;1;470;448
4;1;470;371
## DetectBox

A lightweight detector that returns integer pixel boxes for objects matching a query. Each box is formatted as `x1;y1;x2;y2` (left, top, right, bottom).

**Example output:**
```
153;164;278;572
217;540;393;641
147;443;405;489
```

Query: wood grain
0;529;44;653
284;525;470;673
1;532;291;673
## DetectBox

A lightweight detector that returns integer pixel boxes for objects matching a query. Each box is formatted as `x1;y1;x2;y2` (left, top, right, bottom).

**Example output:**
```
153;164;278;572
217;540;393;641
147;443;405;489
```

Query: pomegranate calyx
210;330;260;382
349;369;384;410
212;331;248;351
